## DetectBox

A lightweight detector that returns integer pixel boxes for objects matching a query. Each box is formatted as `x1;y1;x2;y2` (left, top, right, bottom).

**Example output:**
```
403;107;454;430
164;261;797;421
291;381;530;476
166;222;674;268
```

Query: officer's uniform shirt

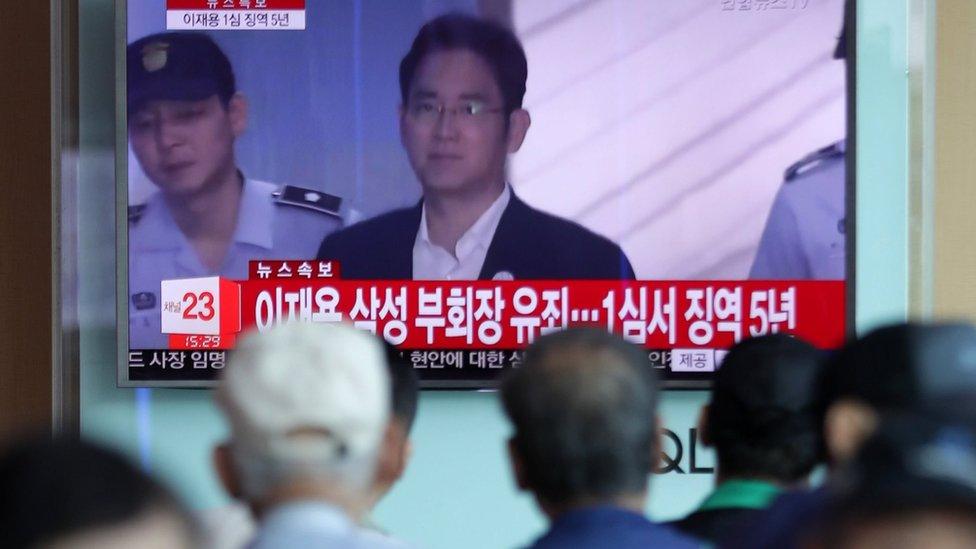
749;141;846;280
129;179;341;348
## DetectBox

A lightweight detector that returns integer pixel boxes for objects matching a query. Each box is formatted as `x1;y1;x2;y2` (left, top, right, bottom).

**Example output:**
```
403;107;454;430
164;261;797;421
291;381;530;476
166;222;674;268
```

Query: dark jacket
528;506;701;549
317;193;635;280
667;479;783;545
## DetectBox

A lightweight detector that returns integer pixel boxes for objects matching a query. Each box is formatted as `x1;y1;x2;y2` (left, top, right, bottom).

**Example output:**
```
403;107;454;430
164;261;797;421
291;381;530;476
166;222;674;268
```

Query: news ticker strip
128;348;734;383
159;273;845;351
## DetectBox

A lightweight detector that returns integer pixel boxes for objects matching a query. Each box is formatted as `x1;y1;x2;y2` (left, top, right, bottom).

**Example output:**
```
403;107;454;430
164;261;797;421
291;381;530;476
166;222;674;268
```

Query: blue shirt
247;501;410;549
750;142;845;280
527;505;702;549
128;179;341;348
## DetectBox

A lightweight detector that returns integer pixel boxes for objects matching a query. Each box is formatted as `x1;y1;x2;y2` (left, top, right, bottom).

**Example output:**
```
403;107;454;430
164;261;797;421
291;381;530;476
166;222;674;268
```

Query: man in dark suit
317;14;634;280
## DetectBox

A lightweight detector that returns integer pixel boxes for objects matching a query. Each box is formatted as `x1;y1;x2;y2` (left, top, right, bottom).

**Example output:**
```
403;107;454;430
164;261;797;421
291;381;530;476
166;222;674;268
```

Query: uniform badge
141;42;169;73
273;185;342;218
131;292;157;311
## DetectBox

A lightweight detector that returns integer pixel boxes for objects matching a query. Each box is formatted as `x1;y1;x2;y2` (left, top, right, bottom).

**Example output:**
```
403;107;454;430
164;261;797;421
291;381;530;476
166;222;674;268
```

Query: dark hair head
384;343;420;433
818;322;976;418
399;13;528;116
501;328;658;505
0;436;193;548
708;334;824;482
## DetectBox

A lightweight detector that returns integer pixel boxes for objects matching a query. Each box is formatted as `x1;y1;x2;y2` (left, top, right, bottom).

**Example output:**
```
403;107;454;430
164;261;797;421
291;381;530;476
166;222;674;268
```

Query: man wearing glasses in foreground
317;13;634;281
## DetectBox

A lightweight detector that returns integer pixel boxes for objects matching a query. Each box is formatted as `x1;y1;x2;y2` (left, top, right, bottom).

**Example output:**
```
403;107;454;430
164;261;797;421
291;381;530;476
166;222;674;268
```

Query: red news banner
162;260;845;352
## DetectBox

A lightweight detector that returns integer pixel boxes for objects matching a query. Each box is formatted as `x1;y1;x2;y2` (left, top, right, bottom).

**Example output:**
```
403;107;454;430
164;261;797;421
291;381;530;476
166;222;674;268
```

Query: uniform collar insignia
131;292;157;311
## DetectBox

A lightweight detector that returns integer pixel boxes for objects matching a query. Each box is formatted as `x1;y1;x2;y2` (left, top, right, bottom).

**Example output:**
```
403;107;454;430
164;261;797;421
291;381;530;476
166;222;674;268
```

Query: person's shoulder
724;488;827;549
640;521;703;548
668;507;764;546
317;205;420;262
128;203;148;225
766;141;845;214
530;507;700;549
514;197;624;255
782;142;845;188
498;195;635;279
263;182;343;222
324;206;417;245
128;190;168;227
127;194;173;245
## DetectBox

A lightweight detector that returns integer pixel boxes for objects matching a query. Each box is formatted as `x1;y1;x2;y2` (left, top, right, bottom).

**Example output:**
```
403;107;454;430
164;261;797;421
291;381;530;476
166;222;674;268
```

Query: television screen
120;0;850;387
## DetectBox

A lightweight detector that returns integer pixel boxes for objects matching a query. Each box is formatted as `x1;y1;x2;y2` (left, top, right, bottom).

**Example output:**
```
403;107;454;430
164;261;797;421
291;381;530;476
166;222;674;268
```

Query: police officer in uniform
749;6;848;280
127;32;342;348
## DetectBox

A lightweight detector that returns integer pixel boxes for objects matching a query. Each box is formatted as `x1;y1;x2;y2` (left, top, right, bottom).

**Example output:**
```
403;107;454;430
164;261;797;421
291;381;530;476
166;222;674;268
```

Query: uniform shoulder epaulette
784;142;845;182
128;203;147;224
272;185;342;218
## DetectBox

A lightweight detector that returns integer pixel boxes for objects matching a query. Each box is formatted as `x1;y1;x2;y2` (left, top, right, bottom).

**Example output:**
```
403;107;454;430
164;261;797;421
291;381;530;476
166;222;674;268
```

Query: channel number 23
182;291;215;321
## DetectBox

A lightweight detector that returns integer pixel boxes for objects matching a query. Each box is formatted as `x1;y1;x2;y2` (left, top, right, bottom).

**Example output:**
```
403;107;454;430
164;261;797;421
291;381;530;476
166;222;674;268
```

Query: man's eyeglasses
408;100;505;124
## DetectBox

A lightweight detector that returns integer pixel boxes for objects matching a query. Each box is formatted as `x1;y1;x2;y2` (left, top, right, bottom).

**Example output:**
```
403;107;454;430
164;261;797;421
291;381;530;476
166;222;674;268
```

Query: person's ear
697;405;712;447
507;437;530;491
213;442;243;500
505;109;531;153
228;93;248;137
824;399;878;464
389;422;412;482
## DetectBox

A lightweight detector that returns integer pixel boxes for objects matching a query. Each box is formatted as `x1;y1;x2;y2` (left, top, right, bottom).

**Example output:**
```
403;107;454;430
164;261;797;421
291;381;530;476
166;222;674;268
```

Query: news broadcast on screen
120;0;849;387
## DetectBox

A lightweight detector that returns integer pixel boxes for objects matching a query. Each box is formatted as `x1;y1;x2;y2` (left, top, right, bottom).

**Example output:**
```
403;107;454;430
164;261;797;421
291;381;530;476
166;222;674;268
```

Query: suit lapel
391;202;422;279
478;193;530;280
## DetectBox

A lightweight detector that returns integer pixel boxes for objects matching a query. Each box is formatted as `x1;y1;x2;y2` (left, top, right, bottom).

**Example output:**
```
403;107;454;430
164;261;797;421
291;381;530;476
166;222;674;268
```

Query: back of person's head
705;334;823;483
399;12;528;116
821;322;976;411
0;436;194;549
818;322;976;463
215;322;390;506
814;411;976;549
501;328;658;508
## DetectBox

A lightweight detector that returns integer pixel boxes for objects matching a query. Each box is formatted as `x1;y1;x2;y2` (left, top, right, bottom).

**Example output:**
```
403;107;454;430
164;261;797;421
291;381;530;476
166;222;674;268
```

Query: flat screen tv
118;0;853;388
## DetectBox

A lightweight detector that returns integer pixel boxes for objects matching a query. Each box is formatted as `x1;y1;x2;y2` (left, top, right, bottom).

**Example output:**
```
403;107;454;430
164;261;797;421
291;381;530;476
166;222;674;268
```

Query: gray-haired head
501;328;659;506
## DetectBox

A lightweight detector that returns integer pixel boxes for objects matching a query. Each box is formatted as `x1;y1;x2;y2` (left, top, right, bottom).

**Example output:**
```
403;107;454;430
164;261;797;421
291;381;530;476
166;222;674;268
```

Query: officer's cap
127;32;235;115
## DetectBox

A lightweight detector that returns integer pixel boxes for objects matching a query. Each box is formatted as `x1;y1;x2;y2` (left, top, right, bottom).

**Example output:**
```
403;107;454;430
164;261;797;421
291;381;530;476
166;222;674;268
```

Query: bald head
501;329;658;507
